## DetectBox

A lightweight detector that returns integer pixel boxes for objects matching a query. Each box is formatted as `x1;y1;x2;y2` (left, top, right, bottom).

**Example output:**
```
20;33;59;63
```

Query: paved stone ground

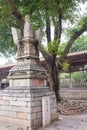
0;114;87;130
44;114;87;130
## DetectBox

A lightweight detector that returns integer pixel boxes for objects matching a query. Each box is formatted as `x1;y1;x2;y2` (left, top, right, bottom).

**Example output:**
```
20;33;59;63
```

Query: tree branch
45;3;51;43
6;0;50;62
54;0;62;41
38;42;50;62
46;17;51;43
6;0;24;27
61;23;87;61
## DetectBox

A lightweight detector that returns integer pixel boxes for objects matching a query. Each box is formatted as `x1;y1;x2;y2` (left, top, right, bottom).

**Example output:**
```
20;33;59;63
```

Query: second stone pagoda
8;15;47;88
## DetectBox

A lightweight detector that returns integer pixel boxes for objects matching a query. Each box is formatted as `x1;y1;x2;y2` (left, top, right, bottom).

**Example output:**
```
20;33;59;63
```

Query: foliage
0;0;19;56
0;0;87;101
78;16;87;30
0;0;87;57
14;0;77;26
58;60;70;72
64;16;87;41
48;39;59;55
0;24;17;57
57;43;66;56
72;71;87;81
70;35;87;52
62;61;70;71
60;71;87;82
60;73;69;79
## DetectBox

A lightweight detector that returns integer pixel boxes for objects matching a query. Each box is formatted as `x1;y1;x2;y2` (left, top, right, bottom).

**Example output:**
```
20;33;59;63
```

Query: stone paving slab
39;114;87;130
0;114;87;130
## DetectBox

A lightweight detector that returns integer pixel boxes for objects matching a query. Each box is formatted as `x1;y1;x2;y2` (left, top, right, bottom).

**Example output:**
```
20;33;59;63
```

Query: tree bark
6;0;24;27
47;56;62;102
46;18;51;43
54;0;62;41
6;0;87;103
45;2;51;43
62;23;87;60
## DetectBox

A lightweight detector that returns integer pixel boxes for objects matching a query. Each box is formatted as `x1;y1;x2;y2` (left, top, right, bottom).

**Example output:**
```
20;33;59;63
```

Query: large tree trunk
47;57;62;103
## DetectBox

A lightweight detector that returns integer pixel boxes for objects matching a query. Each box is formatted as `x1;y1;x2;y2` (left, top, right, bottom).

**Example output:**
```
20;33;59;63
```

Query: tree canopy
0;0;87;56
0;0;87;101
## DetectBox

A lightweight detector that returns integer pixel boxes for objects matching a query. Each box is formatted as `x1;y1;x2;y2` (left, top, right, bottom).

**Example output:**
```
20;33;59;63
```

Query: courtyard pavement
0;114;87;130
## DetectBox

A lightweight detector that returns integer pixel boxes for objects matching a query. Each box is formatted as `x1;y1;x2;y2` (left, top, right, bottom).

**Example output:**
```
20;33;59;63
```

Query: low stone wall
60;88;87;100
0;87;58;130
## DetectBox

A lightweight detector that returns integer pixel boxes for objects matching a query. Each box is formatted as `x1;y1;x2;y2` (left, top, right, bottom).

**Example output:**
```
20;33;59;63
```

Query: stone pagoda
9;15;47;88
0;15;58;130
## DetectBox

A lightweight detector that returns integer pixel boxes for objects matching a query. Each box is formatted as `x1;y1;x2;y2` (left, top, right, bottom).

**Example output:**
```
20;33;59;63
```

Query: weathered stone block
51;114;58;122
10;101;26;107
12;106;32;113
2;96;13;100
34;118;42;126
51;108;57;114
0;96;2;100
17;97;34;102
0;100;10;105
17;112;27;119
32;106;41;112
27;101;41;107
36;112;42;118
20;107;33;113
0;105;11;111
34;97;42;101
27;113;37;120
0;111;16;118
32;79;44;87
12;106;21;112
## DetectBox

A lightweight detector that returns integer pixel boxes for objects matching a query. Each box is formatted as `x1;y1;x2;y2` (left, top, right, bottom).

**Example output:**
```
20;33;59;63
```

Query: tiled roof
67;50;87;66
0;64;14;81
0;50;87;79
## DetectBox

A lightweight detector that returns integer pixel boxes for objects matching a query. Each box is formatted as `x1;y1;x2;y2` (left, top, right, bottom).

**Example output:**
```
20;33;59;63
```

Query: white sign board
42;96;51;127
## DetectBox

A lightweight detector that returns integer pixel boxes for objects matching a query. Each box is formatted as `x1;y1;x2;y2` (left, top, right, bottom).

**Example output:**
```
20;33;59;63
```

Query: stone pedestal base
0;87;58;130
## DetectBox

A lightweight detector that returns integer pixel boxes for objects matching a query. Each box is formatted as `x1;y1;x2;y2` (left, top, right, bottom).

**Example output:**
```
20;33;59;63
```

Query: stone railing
60;87;87;100
60;81;87;88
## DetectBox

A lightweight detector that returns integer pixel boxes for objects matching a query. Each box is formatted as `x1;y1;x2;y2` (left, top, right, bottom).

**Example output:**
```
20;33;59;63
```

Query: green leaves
72;71;87;81
62;61;70;71
58;60;70;71
78;16;87;30
57;43;66;56
0;24;17;57
0;0;87;58
70;35;87;52
65;16;87;43
48;39;67;57
48;39;59;55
